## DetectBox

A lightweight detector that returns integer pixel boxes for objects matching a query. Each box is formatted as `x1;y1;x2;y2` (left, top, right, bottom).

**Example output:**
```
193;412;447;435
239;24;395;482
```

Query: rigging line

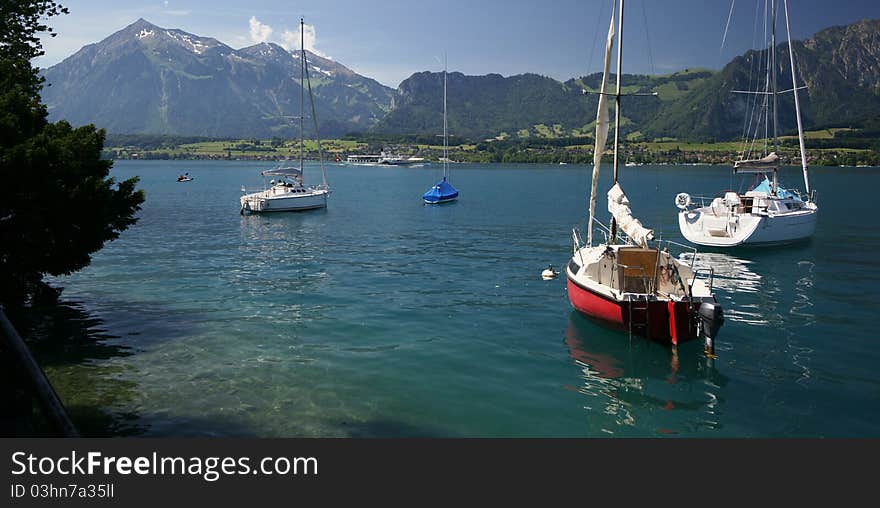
763;0;770;155
300;18;305;175
303;39;327;187
720;0;736;53
746;0;769;159
739;0;762;155
585;0;607;82
639;0;655;76
746;50;770;159
749;49;770;161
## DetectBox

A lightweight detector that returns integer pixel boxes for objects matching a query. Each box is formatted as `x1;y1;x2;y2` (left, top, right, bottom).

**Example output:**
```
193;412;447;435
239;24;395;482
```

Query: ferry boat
346;154;382;165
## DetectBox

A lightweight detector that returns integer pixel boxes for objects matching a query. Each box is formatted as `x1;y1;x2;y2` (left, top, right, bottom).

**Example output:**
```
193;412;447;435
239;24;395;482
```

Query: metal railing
692;267;716;293
659;239;698;269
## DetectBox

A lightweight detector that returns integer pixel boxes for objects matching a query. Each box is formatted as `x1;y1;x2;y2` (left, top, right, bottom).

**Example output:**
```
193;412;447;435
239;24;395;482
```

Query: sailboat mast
300;18;305;175
770;0;778;194
610;0;624;240
783;0;810;196
611;0;624;185
444;54;448;179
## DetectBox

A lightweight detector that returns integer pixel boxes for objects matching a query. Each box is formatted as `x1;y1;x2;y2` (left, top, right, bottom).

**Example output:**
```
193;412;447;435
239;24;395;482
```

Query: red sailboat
565;0;724;354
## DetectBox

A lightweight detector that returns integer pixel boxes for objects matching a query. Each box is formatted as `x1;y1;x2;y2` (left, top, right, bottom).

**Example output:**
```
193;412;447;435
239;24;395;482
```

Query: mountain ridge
41;19;395;138
40;17;880;142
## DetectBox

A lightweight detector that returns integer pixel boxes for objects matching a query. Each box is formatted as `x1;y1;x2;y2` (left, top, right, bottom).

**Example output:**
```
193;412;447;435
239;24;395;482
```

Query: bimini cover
423;177;459;203
607;183;654;247
734;152;780;173
262;166;303;178
751;176;802;201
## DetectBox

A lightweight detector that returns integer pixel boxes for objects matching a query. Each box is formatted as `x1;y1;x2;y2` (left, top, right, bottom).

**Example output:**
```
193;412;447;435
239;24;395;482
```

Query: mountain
40;18;880;142
376;70;713;140
40;19;394;138
376;72;584;139
642;19;880;141
379;19;880;142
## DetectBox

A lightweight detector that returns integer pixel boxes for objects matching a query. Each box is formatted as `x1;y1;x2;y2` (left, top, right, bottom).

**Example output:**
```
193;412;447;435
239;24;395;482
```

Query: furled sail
733;152;780;173
587;6;616;246
607;183;654;247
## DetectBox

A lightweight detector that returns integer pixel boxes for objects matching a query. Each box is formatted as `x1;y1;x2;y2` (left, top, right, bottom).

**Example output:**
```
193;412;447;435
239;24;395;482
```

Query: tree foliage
0;1;145;305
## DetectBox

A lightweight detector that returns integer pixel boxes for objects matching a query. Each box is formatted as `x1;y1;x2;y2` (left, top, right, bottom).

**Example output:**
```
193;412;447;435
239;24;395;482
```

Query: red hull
566;276;700;344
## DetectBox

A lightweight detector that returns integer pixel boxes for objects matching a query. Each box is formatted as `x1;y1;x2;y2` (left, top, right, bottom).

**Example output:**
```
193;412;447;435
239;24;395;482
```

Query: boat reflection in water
681;250;816;388
679;251;767;325
563;312;727;435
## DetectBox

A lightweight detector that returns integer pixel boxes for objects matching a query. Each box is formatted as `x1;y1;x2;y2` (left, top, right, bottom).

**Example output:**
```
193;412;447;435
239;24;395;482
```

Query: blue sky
36;0;880;87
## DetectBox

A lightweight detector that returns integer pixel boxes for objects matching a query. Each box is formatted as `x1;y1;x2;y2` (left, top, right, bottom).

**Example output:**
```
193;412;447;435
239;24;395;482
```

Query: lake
23;160;880;437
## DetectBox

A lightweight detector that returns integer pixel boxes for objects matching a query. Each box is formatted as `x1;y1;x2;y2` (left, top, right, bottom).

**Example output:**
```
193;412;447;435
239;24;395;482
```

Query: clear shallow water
26;160;880;437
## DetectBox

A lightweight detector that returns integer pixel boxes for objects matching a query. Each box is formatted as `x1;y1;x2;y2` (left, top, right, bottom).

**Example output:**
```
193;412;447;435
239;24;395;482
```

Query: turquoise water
25;160;880;437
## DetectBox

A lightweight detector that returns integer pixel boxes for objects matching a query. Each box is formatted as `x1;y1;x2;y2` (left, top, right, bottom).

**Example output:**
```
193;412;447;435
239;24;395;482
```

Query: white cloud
249;16;273;44
280;24;329;59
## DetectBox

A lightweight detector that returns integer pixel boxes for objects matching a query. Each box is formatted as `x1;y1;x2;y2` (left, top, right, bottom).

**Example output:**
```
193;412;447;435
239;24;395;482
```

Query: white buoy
541;264;559;280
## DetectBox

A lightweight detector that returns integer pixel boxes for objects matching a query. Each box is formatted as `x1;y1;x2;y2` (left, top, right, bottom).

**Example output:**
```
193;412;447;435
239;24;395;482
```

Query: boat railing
658;240;698;269
573;218;612;250
591;217;612;243
571;228;588;267
692;267;716;293
683;195;714;209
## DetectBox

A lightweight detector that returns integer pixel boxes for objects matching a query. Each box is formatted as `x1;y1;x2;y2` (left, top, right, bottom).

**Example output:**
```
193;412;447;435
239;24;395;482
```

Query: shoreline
105;156;879;168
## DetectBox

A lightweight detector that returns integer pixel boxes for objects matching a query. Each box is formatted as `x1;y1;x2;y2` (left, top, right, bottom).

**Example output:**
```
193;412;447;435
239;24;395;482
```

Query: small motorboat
177;173;193;182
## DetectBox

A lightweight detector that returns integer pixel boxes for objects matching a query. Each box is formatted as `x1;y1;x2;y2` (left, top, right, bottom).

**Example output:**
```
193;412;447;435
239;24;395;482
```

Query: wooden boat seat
617;248;659;293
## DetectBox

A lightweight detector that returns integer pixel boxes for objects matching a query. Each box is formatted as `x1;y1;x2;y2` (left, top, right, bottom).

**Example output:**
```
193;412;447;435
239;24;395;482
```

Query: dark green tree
0;1;145;305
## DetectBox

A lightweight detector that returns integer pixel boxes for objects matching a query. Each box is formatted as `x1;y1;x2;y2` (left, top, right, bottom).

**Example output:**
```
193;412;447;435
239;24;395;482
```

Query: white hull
379;159;424;166
679;203;817;247
241;187;329;213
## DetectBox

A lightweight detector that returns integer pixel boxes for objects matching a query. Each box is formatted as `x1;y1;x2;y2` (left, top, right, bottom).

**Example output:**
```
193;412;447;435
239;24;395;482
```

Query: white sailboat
675;0;817;246
566;0;724;355
423;57;459;204
240;18;330;214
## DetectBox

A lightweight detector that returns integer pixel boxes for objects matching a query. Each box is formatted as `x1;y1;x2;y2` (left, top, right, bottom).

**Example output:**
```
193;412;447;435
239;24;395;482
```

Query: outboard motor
698;302;724;357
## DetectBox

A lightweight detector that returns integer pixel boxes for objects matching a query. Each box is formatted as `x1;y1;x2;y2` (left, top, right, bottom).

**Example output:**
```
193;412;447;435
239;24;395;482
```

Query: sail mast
587;0;615;246
783;0;810;196
610;0;624;241
443;54;448;179
770;0;778;194
300;18;305;175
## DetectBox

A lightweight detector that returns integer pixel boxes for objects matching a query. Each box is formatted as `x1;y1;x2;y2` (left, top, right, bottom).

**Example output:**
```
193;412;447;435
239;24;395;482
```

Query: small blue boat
423;58;459;205
423;176;459;204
